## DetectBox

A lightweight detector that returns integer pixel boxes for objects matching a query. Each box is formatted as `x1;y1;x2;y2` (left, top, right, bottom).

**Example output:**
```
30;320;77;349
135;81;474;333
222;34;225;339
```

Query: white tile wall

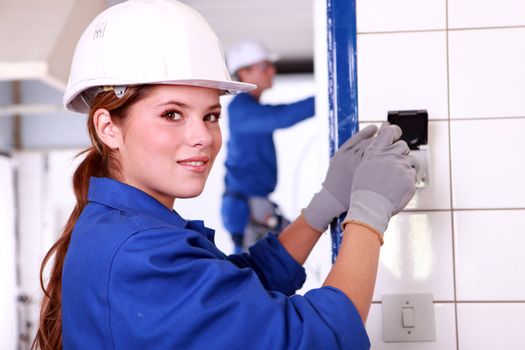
357;31;448;121
448;28;525;119
451;119;525;209
454;210;525;300
449;0;525;29
457;303;525;350
375;212;454;301
356;0;446;33
366;303;457;350
355;0;525;349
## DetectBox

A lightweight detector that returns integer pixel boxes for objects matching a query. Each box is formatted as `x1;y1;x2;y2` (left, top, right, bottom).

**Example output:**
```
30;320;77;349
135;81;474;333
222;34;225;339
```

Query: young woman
34;1;417;349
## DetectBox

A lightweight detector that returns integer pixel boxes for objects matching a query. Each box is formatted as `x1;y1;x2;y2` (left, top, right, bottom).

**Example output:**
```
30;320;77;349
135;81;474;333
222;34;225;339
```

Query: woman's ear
93;108;121;150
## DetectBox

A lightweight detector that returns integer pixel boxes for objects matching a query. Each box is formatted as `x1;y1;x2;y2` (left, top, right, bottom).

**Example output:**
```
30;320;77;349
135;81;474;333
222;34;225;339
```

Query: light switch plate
381;293;436;342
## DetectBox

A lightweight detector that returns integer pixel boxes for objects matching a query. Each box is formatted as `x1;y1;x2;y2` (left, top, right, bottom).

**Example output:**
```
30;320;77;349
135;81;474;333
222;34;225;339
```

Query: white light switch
402;306;415;328
382;293;436;342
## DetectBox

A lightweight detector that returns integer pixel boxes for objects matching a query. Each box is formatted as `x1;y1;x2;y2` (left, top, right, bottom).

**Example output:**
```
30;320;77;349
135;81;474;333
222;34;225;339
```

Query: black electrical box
387;110;428;150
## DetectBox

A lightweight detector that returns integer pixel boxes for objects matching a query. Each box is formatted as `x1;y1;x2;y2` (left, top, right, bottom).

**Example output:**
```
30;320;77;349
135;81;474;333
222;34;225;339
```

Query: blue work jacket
62;177;369;349
224;93;315;197
222;93;315;234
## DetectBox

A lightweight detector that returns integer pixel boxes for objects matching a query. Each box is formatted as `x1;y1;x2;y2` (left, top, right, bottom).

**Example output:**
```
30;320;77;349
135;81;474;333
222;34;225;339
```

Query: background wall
0;156;16;350
353;0;525;348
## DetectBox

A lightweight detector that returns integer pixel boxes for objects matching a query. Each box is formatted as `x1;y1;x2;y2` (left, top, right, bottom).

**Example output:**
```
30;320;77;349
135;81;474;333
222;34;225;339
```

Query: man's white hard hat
226;40;279;75
64;0;255;113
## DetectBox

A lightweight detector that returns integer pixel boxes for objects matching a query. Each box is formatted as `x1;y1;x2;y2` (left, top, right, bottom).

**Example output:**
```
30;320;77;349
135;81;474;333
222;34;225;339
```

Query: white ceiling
179;0;315;60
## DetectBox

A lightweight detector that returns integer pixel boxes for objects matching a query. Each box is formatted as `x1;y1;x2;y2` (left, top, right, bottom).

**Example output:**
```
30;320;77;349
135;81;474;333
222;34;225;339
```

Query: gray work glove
303;124;378;232
343;124;419;235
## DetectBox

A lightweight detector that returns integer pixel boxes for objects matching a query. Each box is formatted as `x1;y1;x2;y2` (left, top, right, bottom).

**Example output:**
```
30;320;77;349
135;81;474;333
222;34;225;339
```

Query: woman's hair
33;85;149;350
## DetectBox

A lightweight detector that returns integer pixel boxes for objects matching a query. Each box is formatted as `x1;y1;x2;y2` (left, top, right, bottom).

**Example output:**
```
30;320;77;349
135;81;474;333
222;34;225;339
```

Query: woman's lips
177;157;210;173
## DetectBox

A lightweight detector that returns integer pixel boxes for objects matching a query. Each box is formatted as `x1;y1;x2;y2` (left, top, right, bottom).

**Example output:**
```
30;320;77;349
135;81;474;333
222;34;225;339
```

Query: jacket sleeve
107;226;370;350
229;96;315;134
226;234;306;296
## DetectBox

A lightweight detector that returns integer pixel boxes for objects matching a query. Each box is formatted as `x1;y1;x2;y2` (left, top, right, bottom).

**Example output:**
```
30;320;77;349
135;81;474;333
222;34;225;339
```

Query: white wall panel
454;210;525;300
45;150;82;243
457;303;525;350
357;32;448;121
451;119;525;209
15;151;46;347
0;156;17;350
449;28;525;119
375;212;455;301
449;0;525;29
16;152;45;295
357;0;446;32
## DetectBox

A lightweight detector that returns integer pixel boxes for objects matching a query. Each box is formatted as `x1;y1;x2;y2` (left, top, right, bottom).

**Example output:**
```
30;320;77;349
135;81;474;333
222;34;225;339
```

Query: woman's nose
187;118;213;147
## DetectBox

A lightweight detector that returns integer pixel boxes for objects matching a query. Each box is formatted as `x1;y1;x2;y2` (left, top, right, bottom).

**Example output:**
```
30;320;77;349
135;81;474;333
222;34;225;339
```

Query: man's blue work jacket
62;177;369;349
222;93;315;234
224;93;315;197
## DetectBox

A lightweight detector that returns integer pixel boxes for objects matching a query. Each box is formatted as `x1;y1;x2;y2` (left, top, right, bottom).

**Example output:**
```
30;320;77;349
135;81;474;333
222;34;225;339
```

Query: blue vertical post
326;0;359;261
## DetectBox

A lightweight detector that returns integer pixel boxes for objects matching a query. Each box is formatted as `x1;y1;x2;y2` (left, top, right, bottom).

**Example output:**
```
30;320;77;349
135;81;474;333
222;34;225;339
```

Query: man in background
221;40;315;253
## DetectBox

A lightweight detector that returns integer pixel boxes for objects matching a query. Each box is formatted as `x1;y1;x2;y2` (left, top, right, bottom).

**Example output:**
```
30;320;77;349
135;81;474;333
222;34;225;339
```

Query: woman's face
114;85;222;208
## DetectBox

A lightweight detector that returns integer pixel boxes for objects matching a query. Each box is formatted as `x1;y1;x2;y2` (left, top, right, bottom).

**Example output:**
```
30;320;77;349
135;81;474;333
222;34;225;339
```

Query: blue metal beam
326;0;359;261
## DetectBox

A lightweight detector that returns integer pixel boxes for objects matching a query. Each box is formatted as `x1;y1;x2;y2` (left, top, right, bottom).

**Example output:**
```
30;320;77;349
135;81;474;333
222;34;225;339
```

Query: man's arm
229;96;315;134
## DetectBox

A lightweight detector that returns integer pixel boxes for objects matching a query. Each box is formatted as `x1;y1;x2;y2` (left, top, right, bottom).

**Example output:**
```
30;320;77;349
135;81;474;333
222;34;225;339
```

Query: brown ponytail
33;85;149;349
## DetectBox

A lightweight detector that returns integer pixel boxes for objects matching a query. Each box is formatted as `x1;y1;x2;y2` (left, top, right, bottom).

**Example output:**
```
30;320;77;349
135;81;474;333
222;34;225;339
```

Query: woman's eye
163;111;182;121
204;113;221;122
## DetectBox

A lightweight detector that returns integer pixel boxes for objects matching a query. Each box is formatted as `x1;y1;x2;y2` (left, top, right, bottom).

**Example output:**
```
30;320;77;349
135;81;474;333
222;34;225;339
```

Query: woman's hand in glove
343;124;419;236
303;124;379;232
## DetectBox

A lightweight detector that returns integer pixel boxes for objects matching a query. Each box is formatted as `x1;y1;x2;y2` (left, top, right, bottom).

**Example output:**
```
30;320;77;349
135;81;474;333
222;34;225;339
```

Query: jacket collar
88;177;188;228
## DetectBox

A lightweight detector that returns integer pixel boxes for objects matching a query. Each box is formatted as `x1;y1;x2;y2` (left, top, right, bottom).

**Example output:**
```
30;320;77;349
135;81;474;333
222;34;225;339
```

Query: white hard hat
64;0;255;113
226;40;279;75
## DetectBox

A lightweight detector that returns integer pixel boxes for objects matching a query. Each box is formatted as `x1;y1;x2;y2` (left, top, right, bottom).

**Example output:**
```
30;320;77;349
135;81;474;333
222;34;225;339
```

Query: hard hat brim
65;79;256;114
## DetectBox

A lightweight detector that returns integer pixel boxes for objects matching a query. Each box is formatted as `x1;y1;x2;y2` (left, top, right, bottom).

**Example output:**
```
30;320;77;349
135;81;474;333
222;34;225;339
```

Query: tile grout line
363;116;525;123
444;2;461;349
358;24;525;36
